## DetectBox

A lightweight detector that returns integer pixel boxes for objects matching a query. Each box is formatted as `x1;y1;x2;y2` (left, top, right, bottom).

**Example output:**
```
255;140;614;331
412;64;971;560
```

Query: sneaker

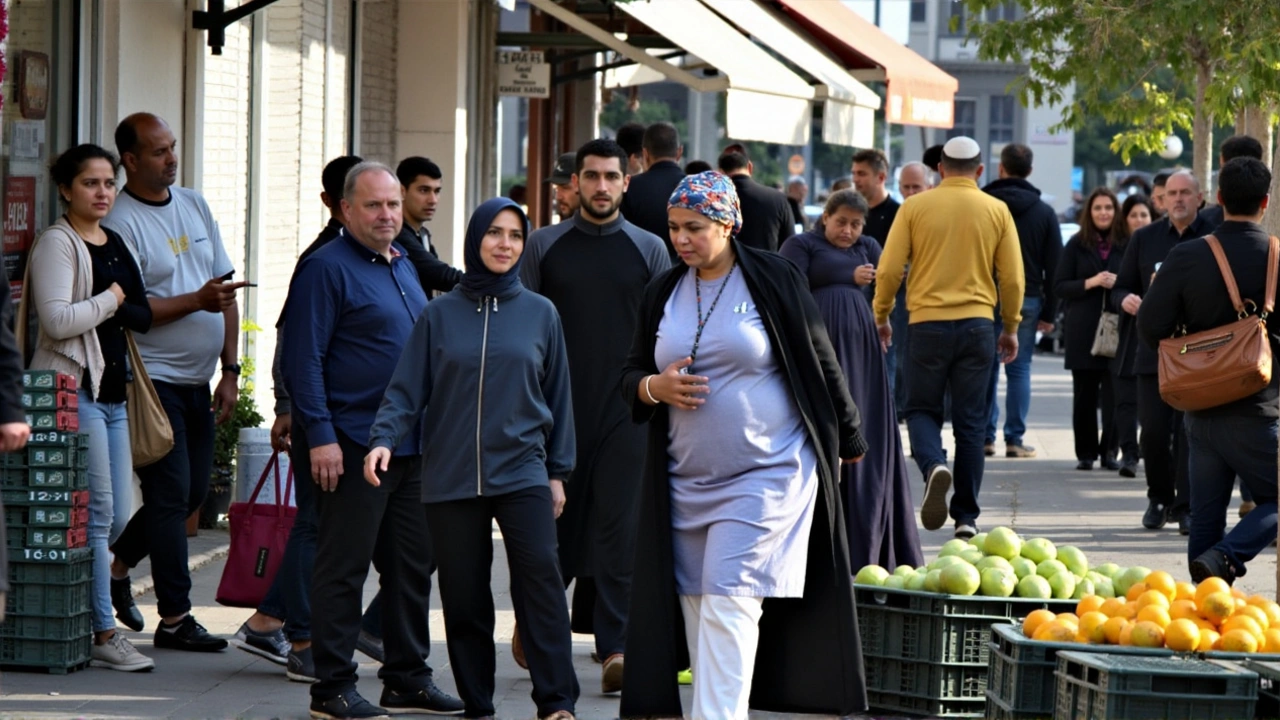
379;679;464;715
1005;443;1037;458
356;630;384;664
1101;455;1121;471
288;646;319;683
1119;460;1138;478
311;688;390;720
232;621;289;665
1141;501;1168;530
154;614;228;652
1190;548;1238;586
110;577;145;632
602;653;624;694
91;631;155;672
983;443;995;457
920;465;952;531
1240;501;1257;518
954;523;979;540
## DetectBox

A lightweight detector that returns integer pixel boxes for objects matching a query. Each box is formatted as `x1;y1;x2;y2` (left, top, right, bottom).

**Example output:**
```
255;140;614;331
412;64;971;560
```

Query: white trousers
679;594;766;720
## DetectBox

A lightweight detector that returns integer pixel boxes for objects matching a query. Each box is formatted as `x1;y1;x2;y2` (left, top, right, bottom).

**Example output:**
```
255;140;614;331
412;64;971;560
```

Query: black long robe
618;242;870;717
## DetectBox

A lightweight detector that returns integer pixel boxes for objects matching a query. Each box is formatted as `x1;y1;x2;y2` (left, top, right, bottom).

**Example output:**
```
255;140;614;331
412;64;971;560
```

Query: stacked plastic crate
1;370;93;673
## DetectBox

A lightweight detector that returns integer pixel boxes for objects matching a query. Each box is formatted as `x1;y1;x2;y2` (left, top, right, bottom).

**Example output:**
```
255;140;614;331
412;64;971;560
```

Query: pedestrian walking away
1137;157;1279;586
718;147;793;252
619;123;685;261
367;197;580;720
780;188;924;573
620;171;870;719
873;136;1025;539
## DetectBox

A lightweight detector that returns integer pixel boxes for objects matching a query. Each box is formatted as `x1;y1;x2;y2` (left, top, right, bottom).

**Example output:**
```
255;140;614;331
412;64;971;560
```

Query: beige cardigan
27;217;121;397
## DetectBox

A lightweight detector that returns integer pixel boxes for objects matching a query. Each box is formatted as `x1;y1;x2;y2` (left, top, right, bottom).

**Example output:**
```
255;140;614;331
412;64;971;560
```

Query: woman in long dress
780;189;924;572
619;172;869;719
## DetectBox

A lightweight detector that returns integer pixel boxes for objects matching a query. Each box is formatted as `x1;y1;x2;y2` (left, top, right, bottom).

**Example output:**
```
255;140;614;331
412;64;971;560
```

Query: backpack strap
1204;235;1246;315
1264;236;1278;317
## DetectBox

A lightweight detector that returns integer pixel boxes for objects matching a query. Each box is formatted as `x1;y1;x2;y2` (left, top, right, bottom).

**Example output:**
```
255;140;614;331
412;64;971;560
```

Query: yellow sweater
873;177;1026;333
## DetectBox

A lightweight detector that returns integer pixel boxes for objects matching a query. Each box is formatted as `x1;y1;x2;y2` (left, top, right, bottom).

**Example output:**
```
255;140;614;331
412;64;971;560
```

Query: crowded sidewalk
1;353;1266;719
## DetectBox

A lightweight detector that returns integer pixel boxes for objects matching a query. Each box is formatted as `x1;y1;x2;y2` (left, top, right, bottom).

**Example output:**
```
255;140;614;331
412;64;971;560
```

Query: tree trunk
1192;63;1214;193
1264;138;1280;238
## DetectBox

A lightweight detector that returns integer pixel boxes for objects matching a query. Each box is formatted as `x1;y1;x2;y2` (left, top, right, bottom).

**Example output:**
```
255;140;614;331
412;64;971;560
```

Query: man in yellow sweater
873;136;1025;540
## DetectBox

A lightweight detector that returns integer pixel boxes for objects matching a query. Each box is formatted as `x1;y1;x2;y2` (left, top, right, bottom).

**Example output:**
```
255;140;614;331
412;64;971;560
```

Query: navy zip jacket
284;231;427;455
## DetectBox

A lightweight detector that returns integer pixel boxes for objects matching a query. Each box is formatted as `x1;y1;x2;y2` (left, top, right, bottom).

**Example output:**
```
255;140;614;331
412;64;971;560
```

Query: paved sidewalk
0;354;1272;718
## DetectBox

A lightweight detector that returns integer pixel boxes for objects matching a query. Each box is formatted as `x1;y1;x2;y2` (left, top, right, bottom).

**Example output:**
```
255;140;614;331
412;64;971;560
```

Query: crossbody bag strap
1204;235;1247;314
1264;236;1279;316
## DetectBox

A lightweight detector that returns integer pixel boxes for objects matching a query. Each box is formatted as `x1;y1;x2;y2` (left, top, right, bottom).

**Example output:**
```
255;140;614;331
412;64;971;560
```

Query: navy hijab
457;197;529;301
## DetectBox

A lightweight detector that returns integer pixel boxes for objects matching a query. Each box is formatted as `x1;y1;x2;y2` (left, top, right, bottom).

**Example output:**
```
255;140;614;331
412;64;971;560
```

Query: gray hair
1167;169;1201;192
343;160;397;201
823;188;869;218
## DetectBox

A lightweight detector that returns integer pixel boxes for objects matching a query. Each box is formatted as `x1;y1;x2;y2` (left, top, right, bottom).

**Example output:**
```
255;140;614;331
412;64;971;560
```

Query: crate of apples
1021;571;1280;654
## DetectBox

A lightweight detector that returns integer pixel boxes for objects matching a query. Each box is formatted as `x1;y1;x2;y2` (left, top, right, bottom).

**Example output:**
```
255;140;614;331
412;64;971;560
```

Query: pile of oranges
1021;571;1280;654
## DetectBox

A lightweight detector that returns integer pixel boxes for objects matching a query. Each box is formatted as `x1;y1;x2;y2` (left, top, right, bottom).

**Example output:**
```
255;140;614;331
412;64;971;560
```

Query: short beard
580;195;621;220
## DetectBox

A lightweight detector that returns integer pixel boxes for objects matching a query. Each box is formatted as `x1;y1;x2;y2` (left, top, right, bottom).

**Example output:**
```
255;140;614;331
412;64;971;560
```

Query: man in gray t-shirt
104;113;247;653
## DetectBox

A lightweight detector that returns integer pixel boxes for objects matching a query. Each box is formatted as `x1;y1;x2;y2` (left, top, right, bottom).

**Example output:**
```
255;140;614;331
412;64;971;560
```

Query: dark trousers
1111;371;1140;465
426;485;578;717
904;318;995;525
257;423;317;641
1184;413;1279;575
1071;369;1115;463
1137;375;1189;513
310;432;433;700
112;380;215;618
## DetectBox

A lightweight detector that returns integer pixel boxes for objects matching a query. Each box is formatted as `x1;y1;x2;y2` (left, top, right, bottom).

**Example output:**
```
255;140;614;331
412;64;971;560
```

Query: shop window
947;99;977;140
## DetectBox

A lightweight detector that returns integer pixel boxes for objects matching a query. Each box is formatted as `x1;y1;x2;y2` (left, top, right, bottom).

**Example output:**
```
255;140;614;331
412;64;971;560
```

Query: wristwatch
222;364;242;376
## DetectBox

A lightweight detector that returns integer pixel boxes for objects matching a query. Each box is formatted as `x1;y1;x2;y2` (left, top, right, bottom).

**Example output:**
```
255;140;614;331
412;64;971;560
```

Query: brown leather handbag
1157;234;1278;412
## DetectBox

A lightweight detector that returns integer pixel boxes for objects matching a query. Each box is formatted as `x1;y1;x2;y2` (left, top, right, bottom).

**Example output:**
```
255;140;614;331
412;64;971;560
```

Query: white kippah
942;136;981;160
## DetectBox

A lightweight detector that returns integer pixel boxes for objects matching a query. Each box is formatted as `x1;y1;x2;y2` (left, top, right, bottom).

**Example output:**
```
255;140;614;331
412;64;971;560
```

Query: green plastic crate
0;466;27;488
27;445;80;469
4;504;88;529
3;488;88;506
7;548;93;584
25;430;85;448
7;525;82;549
21;370;61;390
1054;651;1257;720
866;655;988;699
5;580;92;617
0;612;92;640
1237;658;1280;719
0;452;25;469
0;635;91;674
8;545;91;564
26;468;85;489
866;689;986;718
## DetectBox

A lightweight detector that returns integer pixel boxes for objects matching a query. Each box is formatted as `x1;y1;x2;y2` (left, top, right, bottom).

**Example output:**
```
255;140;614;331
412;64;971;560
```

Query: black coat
620;160;686;259
984;177;1063;322
1108;241;1140;377
729;174;794;252
618;243;870;718
1054;233;1114;371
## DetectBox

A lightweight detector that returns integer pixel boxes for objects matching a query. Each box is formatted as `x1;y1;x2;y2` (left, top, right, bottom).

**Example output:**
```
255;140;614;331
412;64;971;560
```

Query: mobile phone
220;271;235;281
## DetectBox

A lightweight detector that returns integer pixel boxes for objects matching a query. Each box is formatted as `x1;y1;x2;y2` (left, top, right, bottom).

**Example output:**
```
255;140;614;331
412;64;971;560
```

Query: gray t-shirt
106;187;235;384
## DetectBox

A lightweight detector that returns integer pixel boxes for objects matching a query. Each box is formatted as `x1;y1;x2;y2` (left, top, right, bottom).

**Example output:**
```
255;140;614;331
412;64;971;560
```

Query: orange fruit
1137;605;1172;628
1198;629;1222;652
1220;628;1260;653
1232;587;1247;600
1145;571;1177;601
1126;582;1149;602
1034;620;1078;643
1200;591;1237;625
1197;577;1233;605
1195;618;1218;632
1118;622;1136;646
1137;590;1172;610
1236;605;1270;632
1263;628;1280;653
1116;602;1139;621
1165;618;1201;652
1170;599;1199;621
1222;615;1264;641
1262;602;1280;628
1103;616;1129;644
1130;620;1166;648
1175;582;1197;601
1078;612;1109;644
1056;613;1080;629
1247;594;1272;608
1077;595;1106;616
1023;609;1057;638
1099;598;1125;618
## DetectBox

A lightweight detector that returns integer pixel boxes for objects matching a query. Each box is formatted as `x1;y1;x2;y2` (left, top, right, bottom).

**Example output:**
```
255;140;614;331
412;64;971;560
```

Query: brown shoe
1006;443;1037;458
984;443;995;457
511;623;528;670
1240;501;1257;518
602;653;624;693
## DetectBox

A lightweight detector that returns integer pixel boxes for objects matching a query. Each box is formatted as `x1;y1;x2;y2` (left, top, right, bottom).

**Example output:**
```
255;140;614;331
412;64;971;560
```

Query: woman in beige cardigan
28;144;154;671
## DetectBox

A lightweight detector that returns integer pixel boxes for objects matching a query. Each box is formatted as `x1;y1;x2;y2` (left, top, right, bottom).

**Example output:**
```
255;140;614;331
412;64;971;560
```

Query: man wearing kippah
872;136;1026;540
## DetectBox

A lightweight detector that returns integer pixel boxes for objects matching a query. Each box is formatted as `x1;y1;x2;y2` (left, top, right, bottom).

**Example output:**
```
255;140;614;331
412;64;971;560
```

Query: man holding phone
103;112;246;652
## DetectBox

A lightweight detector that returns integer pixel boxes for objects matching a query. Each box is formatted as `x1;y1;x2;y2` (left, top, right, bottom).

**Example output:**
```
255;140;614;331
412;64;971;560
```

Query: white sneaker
91;631;156;672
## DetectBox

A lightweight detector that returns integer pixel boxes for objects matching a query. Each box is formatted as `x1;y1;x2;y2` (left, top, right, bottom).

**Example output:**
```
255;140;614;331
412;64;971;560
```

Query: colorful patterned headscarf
668;171;742;237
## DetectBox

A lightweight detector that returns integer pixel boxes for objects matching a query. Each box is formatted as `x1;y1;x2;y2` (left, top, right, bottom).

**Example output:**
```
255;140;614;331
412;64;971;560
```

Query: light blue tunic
655;267;819;597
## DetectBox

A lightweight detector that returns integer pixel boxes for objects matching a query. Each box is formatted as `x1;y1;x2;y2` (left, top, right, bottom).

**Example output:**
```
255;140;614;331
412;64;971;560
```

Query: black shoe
1076;460;1094;471
1175;509;1191;536
1119;461;1138;478
1102;455;1121;471
232;621;289;665
1142;501;1168;530
356;630;384;664
288;646;318;683
111;577;145;632
154;614;228;652
311;689;389;720
1190;548;1238;586
380;679;465;715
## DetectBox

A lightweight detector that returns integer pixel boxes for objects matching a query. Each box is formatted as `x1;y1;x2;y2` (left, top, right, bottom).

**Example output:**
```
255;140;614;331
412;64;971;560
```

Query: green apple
938;539;971;557
968;532;989;553
1021;538;1057;564
929;555;967;571
1058;546;1089;577
1085;571;1106;585
1017;574;1053;599
1113;566;1152;598
975;555;1014;573
1010;556;1038;579
1094;578;1115;599
854;565;890;586
959;548;985;565
1071;578;1095;599
940;562;981;596
905;571;929;591
1049;571;1077;600
1094;562;1122;580
1036;559;1069;579
980;567;1018;598
883;575;908;590
893;565;917;578
924;569;943;593
983;526;1023;560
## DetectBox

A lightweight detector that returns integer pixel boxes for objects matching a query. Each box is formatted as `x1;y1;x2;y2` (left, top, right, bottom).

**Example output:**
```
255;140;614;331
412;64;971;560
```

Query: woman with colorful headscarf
618;172;870;719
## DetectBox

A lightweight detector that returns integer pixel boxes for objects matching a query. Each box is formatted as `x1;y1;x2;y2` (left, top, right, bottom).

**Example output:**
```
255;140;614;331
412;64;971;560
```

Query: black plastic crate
0;612;92;640
7;548;93;584
1054;651;1257;720
866;655;988;699
5;579;92;617
866;688;986;718
0;635;91;674
1238;659;1280;719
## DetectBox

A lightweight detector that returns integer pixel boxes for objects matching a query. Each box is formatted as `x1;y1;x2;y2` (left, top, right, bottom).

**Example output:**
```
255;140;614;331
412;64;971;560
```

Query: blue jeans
905;319;996;526
79;390;134;634
886;287;909;415
986;297;1041;446
1184;413;1279;577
